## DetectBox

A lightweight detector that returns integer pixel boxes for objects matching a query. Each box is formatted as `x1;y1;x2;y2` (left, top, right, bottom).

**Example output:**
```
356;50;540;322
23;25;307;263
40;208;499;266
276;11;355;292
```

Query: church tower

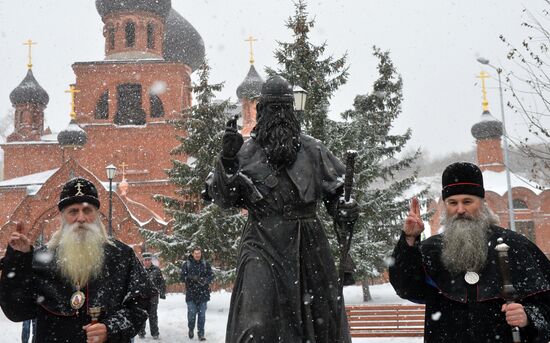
7;40;49;142
471;71;505;172
236;36;264;137
71;0;204;125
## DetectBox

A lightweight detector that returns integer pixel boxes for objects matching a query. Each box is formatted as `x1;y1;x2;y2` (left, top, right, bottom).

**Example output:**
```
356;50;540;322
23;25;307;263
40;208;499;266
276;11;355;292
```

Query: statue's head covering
260;75;294;103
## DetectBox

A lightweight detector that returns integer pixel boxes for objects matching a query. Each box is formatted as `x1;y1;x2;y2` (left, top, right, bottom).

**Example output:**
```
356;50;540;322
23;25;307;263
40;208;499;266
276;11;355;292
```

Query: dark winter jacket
145;264;166;299
389;225;550;343
180;256;213;303
0;240;156;343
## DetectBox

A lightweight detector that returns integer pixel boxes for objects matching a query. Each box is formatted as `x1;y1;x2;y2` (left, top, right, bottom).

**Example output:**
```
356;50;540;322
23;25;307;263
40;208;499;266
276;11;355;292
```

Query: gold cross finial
64;84;81;120
245;35;258;65
476;71;490;112
120;162;128;180
23;39;37;69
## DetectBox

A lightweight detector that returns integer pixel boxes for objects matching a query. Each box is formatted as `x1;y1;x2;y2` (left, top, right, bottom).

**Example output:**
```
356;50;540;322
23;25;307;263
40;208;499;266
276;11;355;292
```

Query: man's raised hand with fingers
403;197;424;246
9;222;31;253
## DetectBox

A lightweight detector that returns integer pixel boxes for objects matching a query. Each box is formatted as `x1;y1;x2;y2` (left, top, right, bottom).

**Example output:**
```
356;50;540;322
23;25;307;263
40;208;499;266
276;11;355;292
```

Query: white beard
47;218;108;287
440;202;499;275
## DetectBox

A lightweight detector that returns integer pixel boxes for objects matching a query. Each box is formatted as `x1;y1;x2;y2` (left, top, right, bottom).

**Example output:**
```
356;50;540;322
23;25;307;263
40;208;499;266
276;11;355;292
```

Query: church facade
0;1;207;252
0;1;262;255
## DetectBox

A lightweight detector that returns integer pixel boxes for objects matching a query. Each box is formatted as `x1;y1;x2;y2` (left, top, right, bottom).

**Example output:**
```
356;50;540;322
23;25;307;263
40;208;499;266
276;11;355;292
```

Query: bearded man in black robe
390;162;550;342
207;75;358;343
1;177;155;343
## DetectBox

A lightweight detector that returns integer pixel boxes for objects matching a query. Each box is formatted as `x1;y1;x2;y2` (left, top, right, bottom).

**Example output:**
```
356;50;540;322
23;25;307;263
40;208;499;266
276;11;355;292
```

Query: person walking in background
138;252;166;340
181;247;213;341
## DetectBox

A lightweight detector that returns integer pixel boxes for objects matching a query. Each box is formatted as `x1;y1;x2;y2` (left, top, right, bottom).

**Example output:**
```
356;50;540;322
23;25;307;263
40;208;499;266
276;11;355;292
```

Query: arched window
513;199;528;209
125;21;135;48
115;83;146;125
107;26;115;50
95;91;109;119
515;221;535;242
147;23;155;49
150;95;164;118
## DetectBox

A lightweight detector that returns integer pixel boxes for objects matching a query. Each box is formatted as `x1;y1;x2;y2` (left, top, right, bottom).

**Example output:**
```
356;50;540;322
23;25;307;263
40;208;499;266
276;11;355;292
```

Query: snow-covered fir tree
143;60;245;283
266;0;348;142
328;48;425;301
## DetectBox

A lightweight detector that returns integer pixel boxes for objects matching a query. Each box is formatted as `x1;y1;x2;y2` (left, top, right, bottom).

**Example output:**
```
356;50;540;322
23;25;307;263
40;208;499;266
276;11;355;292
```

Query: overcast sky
0;0;541;158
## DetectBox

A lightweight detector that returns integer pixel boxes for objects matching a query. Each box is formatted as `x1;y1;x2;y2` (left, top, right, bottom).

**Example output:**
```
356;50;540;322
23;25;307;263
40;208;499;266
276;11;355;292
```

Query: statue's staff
336;150;358;342
495;237;521;343
337;150;358;290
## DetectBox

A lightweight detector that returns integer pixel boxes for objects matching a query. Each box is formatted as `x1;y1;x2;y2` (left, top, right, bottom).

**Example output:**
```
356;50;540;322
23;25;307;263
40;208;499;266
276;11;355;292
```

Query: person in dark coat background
206;75;359;343
181;247;213;341
0;177;156;343
138;252;166;340
390;162;550;343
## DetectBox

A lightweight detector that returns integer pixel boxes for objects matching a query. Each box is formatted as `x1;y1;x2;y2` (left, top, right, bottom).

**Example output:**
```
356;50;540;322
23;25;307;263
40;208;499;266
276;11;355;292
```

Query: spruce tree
328;47;424;300
143;60;245;283
266;0;348;142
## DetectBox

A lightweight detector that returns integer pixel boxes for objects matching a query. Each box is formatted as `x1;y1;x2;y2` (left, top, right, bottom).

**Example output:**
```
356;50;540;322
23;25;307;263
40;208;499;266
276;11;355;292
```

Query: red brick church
0;0;263;254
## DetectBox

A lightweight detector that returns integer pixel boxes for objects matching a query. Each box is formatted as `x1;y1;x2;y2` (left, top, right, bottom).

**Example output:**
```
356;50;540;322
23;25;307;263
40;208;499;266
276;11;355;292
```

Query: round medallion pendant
464;271;480;285
70;290;86;310
264;174;278;188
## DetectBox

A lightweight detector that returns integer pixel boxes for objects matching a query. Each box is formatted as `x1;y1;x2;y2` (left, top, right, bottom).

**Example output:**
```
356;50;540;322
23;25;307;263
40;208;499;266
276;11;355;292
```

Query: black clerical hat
260;75;294;103
441;162;485;200
58;177;100;211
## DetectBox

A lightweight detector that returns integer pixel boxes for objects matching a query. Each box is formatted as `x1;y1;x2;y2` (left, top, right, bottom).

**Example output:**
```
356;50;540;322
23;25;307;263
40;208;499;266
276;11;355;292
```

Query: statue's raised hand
222;116;243;159
403;197;424;246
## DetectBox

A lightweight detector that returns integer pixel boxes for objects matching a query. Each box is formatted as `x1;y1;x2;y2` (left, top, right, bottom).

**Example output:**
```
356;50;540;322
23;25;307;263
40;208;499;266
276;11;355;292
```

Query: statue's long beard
440;203;499;275
255;108;301;168
48;218;108;287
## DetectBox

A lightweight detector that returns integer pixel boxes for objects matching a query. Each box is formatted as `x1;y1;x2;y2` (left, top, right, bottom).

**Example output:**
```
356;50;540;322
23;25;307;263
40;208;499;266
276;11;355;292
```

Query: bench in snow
346;304;425;338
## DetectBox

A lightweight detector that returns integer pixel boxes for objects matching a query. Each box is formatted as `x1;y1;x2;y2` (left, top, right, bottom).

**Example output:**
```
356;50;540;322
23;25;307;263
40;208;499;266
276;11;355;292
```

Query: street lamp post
476;57;516;232
105;164;117;236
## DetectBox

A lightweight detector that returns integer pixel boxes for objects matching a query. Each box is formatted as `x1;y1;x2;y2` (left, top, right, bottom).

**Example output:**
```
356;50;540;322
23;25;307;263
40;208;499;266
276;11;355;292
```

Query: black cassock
0;240;155;343
389;225;550;343
208;134;351;343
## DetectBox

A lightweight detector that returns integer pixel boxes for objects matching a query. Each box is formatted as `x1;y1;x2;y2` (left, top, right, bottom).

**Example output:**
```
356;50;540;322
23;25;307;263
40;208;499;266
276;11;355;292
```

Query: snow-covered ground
0;283;422;342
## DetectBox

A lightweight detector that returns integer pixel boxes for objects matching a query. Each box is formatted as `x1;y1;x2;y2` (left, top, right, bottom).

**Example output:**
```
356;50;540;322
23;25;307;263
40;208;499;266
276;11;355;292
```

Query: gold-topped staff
495;237;521;343
477;71;490;112
23;39;37;69
88;307;102;325
64;84;81;120
245;35;258;65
